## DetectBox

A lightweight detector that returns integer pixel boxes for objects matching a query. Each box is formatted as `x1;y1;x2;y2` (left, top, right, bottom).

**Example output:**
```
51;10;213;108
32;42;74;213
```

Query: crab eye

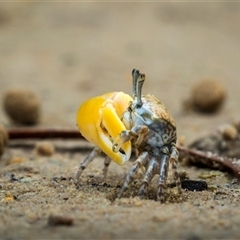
132;68;139;76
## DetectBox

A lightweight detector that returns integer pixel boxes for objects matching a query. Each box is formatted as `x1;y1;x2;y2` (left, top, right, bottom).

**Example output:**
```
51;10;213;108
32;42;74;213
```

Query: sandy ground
0;2;240;239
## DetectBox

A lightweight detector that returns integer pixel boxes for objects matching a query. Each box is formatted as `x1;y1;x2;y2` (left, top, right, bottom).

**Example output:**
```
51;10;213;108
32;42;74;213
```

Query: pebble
35;141;55;156
3;88;41;125
2;192;16;201
190;79;226;113
219;124;238;140
7;156;26;165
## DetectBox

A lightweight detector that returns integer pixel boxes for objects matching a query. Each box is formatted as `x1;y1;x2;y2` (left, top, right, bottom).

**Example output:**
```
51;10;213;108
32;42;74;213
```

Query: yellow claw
76;92;133;165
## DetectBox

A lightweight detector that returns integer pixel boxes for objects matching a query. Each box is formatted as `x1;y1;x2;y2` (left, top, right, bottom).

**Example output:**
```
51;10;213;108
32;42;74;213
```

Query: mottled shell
143;94;176;128
123;93;177;149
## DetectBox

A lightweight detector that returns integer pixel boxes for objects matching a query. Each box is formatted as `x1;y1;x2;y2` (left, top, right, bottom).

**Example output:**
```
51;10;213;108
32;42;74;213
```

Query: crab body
122;94;176;153
112;71;180;201
76;69;181;202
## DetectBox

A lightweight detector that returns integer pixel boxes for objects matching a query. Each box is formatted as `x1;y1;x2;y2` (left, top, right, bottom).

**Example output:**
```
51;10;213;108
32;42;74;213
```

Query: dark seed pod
181;179;208;191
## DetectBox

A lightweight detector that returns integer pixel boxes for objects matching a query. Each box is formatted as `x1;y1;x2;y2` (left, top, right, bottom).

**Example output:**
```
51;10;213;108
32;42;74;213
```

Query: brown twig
178;145;240;178
8;128;84;140
7;128;91;153
6;127;240;177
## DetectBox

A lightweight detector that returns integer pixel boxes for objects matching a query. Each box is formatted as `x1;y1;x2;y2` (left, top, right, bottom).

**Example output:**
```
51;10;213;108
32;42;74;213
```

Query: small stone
207;185;218;191
7;156;26;165
2;192;15;201
152;215;168;222
35;141;55;156
220;124;238;140
3;88;41;125
19;176;33;183
26;212;39;223
0;124;8;157
190;79;226;113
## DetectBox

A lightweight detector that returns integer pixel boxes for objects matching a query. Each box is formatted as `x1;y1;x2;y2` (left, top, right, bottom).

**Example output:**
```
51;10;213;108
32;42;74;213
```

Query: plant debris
179;122;240;177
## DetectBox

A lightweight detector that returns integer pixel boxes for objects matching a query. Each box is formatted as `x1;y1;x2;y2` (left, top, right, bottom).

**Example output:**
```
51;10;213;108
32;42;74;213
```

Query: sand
0;3;240;239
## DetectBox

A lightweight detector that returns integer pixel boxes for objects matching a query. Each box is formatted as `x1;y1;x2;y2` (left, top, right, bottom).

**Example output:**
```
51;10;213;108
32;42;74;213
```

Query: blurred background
0;2;240;144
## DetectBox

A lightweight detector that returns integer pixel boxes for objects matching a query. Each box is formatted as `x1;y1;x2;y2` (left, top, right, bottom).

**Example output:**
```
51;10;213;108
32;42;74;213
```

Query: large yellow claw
76;92;133;165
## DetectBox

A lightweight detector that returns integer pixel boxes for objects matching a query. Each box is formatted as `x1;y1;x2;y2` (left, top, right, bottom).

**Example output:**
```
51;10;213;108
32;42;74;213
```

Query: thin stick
7;128;84;140
6;127;240;177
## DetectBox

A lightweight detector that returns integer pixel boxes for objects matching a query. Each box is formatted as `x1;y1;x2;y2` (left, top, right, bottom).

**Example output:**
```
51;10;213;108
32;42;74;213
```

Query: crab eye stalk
132;68;140;98
136;73;145;108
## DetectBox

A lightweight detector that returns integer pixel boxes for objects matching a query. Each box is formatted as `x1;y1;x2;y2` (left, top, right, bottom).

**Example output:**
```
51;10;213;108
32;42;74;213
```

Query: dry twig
8;128;83;139
6;127;240;177
178;145;240;178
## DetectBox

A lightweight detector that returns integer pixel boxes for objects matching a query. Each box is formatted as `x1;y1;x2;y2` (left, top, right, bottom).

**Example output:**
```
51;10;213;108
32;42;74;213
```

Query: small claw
112;135;122;153
112;142;120;153
112;130;133;153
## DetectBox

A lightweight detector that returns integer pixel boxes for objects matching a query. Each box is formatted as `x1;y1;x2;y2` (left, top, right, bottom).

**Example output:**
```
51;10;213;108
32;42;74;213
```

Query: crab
76;69;181;202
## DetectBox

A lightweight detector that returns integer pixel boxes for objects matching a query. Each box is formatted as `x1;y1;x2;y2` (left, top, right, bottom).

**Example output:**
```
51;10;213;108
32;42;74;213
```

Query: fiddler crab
76;69;181;202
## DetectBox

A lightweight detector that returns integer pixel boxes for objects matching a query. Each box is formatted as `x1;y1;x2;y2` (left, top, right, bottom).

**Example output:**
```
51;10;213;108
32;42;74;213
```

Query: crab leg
170;145;181;194
76;146;102;180
112;130;136;153
118;151;149;198
157;152;170;202
103;156;111;180
138;156;159;196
